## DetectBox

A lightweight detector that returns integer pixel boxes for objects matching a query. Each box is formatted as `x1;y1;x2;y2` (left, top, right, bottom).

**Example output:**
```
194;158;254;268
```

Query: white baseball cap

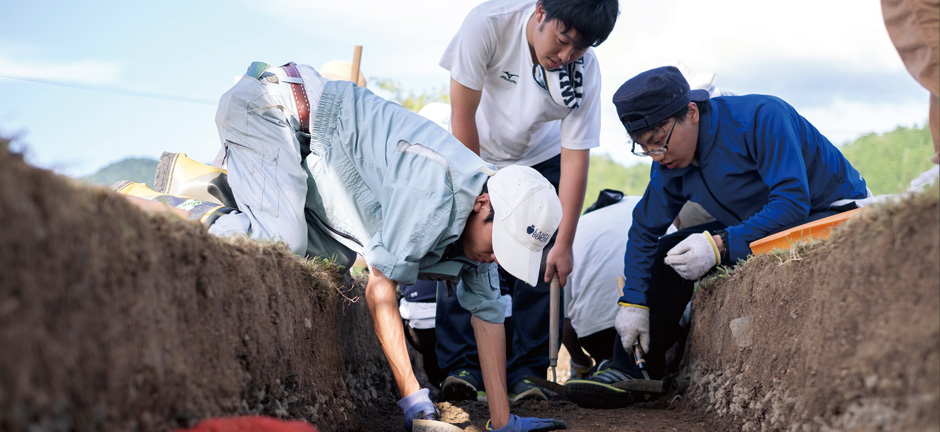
486;165;563;286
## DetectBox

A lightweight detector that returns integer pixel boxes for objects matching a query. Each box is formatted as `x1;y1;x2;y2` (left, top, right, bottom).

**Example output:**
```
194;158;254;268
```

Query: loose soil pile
1;135;937;432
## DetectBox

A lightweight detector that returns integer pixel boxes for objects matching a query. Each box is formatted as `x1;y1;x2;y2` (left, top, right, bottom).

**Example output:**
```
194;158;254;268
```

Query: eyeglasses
630;119;677;157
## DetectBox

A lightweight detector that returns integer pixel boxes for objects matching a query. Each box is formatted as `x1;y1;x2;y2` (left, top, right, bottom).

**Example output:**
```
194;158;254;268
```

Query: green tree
583;154;650;212
839;123;933;195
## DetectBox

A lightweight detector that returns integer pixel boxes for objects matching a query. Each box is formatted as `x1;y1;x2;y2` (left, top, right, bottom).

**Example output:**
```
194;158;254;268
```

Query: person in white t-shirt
438;0;619;406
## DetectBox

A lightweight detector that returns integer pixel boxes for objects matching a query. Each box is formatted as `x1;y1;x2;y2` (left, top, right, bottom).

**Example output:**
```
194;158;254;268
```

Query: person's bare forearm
451;115;481;155
556;148;589;250
365;267;420;398
471;315;510;429
449;78;482;155
544;148;589;285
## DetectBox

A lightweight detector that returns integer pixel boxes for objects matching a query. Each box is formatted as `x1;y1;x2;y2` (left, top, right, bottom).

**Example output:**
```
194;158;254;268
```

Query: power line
0;73;217;105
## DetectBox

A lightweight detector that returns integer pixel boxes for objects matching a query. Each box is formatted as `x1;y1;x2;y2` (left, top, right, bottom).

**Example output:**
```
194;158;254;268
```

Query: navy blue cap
612;66;710;132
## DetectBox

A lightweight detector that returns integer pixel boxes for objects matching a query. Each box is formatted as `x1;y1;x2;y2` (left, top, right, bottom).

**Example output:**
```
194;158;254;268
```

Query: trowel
609;341;664;394
413;419;465;432
613;276;665;394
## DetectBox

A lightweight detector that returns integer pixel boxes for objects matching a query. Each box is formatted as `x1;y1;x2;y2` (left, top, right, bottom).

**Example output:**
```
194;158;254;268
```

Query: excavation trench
1;140;936;432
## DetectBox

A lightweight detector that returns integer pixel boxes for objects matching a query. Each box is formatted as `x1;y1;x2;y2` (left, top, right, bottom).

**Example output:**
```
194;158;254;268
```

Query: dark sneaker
565;360;641;409
441;370;486;402
509;379;548;403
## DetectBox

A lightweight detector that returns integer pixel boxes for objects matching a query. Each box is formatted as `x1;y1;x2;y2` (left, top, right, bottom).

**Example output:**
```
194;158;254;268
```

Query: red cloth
173;416;319;432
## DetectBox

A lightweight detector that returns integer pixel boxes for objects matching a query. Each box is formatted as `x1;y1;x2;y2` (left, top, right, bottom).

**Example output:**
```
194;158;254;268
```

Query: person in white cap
127;61;568;432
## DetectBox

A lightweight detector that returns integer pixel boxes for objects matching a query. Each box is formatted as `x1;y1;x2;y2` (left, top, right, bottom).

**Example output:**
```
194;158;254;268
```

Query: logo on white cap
527;225;551;243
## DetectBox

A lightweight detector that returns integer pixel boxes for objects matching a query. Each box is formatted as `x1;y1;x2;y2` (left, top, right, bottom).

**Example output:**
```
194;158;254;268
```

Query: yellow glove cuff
703;230;721;265
618;302;649;310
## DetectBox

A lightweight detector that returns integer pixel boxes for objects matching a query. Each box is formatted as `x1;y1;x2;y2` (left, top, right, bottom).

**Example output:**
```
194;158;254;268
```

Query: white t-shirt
566;197;681;337
439;0;601;168
565;197;640;337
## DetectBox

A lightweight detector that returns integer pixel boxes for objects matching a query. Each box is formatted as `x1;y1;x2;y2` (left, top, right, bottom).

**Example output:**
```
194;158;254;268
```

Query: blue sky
0;0;928;178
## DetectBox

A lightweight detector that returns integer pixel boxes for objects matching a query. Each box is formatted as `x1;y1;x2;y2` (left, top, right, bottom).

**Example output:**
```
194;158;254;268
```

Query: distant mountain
82;157;158;187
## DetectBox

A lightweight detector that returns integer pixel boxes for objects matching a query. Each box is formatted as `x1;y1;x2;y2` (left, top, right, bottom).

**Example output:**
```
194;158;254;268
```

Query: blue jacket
620;95;867;306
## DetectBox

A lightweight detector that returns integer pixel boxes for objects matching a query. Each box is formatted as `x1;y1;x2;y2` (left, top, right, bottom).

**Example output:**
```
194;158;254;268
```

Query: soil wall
0;141;400;431
682;191;940;431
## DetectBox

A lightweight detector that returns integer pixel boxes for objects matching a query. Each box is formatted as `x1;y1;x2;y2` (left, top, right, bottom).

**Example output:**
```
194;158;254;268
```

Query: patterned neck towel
532;57;584;109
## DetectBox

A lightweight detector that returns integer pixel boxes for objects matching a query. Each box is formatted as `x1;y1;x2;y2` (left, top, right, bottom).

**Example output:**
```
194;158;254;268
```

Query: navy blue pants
435;155;564;388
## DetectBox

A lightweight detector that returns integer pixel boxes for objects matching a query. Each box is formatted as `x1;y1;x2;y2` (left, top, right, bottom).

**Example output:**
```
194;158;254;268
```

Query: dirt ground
1;136;938;432
434;399;717;432
403;341;724;431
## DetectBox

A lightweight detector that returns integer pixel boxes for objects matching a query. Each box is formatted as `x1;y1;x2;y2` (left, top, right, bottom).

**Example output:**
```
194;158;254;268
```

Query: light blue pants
212;66;504;323
213;68;355;267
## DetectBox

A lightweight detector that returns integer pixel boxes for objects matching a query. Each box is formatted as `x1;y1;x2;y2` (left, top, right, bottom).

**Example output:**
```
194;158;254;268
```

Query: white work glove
615;305;650;353
664;231;720;281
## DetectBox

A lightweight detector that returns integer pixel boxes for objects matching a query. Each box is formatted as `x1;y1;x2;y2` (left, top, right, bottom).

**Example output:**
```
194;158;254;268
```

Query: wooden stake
351;45;363;85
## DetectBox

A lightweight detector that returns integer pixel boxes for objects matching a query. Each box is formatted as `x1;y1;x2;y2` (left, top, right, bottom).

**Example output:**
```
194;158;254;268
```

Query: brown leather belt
281;62;310;133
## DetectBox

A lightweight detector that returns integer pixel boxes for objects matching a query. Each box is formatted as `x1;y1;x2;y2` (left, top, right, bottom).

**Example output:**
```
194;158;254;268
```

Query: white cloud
596;0;903;80
4;0;923;178
589;0;922;166
0;40;124;85
802;96;929;145
246;0;479;89
254;0;478;33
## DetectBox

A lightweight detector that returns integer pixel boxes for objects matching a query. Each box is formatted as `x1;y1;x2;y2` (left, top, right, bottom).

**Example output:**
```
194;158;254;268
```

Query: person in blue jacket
565;65;869;407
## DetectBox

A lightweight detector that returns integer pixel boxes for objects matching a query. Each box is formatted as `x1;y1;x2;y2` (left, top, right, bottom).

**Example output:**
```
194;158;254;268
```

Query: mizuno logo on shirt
500;71;519;84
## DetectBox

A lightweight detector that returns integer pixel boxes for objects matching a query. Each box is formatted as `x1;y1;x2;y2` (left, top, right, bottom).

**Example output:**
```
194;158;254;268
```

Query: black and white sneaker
509;379;548;403
564;360;641;409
